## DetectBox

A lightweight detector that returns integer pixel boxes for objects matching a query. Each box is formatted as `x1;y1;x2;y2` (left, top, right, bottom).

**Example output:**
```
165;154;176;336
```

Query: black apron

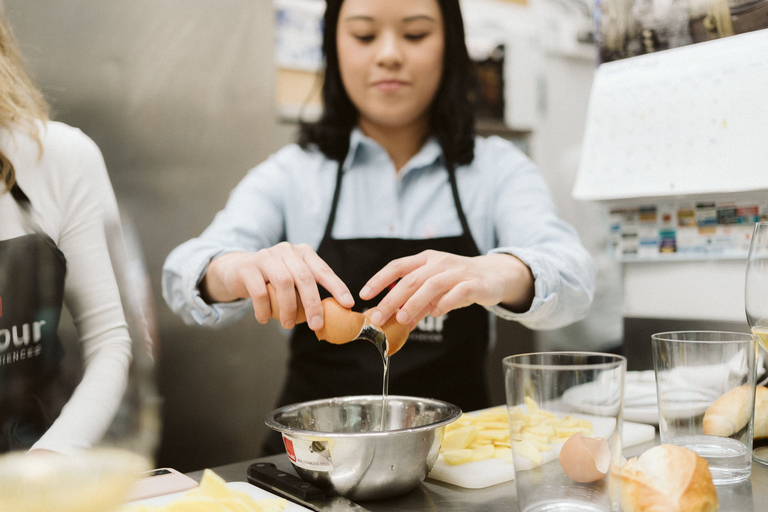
264;161;491;454
0;183;67;452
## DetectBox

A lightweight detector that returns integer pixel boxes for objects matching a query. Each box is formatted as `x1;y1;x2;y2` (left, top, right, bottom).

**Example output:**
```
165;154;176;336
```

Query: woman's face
336;0;445;134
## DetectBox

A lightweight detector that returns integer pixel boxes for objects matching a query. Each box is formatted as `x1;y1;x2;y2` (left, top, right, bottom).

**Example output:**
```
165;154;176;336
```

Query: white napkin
624;353;766;409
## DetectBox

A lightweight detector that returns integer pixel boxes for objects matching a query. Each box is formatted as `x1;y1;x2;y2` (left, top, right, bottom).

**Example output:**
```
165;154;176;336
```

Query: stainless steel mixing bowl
265;395;462;501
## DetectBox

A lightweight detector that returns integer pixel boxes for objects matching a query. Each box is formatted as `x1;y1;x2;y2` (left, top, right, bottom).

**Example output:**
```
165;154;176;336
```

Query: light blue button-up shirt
162;129;595;333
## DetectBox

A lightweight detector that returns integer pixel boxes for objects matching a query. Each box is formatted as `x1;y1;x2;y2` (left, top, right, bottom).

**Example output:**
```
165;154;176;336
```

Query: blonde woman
0;13;131;454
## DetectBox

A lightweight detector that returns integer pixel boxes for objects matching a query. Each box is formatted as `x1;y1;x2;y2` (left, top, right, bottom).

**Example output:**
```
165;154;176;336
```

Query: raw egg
362;309;409;356
559;432;611;483
265;283;409;352
316;298;365;344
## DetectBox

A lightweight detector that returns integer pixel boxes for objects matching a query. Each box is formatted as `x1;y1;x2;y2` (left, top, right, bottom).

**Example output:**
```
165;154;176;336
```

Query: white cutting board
123;481;311;511
427;418;655;489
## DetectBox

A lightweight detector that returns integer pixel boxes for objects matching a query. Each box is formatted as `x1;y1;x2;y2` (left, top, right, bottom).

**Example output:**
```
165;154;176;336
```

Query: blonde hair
0;11;49;192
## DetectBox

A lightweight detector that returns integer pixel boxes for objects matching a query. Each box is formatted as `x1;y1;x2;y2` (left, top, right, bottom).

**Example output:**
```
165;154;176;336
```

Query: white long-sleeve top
0;121;132;454
163;129;596;332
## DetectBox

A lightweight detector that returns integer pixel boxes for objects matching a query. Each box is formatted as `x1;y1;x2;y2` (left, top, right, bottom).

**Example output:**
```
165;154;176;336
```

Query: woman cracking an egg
162;0;595;455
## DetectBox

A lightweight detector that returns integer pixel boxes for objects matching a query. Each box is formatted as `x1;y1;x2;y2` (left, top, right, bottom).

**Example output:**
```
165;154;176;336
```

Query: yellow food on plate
470;444;495;462
511;439;542;466
439;401;594;467
442;425;477;451
442;449;474;465
123;469;288;512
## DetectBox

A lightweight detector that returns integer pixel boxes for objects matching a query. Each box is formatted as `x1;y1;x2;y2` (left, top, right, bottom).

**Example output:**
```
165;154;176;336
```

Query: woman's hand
360;250;534;328
200;243;354;331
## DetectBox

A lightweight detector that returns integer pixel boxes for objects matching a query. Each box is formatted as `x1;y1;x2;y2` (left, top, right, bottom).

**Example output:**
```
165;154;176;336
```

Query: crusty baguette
620;444;718;512
702;385;752;437
702;385;768;439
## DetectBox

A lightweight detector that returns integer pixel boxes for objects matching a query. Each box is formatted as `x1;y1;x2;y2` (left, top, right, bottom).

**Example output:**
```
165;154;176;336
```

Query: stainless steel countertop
188;438;768;511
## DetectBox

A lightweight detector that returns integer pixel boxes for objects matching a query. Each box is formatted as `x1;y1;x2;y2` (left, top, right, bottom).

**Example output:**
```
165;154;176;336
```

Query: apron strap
10;182;32;210
322;160;345;241
7;182;66;265
445;160;475;249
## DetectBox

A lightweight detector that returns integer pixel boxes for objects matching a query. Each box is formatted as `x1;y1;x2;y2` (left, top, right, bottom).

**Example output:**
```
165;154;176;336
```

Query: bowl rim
264;395;462;438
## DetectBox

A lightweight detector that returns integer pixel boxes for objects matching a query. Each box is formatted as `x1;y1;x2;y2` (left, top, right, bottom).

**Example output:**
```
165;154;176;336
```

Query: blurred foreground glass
651;331;756;484
746;221;768;464
0;213;161;511
503;352;626;512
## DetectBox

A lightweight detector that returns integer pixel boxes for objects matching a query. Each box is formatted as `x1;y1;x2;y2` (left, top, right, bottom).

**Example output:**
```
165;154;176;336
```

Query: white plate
561;380;661;425
623;405;661;425
125;481;311;511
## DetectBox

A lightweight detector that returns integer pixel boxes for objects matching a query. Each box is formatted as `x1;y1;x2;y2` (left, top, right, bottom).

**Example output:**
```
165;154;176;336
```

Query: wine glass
746;220;768;465
0;212;161;511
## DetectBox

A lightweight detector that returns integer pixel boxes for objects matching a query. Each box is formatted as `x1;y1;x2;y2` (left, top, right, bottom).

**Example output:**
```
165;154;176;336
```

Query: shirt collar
345;127;443;174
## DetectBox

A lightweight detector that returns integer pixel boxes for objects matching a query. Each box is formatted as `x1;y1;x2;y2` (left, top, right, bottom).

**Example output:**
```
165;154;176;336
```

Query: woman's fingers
207;247;523;335
244;274;271;324
253;246;301;328
393;264;466;324
364;251;450;325
290;245;352;331
360;253;427;301
251;243;353;331
364;251;518;327
308;253;354;308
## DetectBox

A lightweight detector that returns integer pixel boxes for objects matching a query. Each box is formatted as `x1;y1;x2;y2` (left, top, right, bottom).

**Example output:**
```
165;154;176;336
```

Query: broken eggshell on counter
559;432;611;483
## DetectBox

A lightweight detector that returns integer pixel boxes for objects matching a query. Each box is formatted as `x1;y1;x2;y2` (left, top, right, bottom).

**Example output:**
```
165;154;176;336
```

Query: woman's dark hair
298;0;477;166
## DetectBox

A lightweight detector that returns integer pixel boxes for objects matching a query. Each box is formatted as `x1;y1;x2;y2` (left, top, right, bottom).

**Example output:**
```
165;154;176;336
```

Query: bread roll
703;385;768;439
620;444;718;512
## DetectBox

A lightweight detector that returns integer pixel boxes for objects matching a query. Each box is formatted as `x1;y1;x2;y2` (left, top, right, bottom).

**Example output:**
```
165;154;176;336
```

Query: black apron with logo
264;161;490;454
0;184;67;452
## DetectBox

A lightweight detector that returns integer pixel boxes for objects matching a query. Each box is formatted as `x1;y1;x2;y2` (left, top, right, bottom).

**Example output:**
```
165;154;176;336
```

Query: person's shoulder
272;142;325;163
473;134;527;160
470;134;532;173
40;120;97;149
260;142;329;176
36;122;115;205
38;120;104;166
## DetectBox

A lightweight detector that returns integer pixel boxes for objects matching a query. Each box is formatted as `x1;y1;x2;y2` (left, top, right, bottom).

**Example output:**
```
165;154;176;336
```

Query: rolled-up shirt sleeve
162;244;250;327
162;149;293;328
478;138;596;330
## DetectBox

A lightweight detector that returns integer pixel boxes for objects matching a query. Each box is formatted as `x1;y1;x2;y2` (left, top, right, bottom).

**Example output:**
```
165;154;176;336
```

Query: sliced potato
438;399;595;469
494;447;513;461
442;425;477;451
470;444;496;462
512;439;542;465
